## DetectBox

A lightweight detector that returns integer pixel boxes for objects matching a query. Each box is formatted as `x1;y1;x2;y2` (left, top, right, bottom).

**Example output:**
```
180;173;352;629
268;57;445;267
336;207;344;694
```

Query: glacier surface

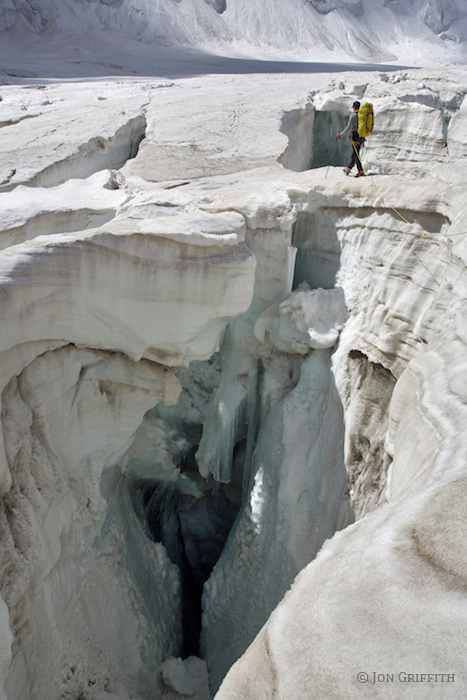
1;3;467;700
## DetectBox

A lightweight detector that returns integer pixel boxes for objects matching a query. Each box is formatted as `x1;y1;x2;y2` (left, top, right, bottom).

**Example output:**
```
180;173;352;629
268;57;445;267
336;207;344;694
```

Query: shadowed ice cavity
292;207;342;289
126;256;347;681
279;106;355;172
310;110;350;168
141;464;241;657
127;349;248;658
127;315;263;658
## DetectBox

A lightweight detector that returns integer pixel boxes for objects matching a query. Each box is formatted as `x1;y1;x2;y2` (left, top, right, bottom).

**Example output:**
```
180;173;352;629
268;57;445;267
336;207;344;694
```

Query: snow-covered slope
1;0;467;69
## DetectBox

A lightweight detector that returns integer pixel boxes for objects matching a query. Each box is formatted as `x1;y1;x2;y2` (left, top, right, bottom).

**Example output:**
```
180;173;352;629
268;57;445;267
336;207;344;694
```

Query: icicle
196;245;294;485
195;322;249;483
242;358;262;498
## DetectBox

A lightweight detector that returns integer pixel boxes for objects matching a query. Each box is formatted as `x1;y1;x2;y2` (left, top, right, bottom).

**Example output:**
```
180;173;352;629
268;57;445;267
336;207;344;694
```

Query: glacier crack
28;115;147;190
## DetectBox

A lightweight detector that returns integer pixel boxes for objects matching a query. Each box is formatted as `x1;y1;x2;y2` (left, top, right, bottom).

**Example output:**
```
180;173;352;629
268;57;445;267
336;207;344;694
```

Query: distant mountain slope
0;0;466;65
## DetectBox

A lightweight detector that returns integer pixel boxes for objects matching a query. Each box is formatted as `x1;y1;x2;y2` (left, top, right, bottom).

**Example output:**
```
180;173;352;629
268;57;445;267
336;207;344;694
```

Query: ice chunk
160;656;210;699
255;284;349;353
202;349;347;690
183;657;211;700
161;656;195;695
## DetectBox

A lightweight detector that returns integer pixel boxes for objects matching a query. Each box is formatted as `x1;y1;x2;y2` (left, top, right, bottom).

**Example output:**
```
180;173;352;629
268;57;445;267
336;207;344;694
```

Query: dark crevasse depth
127;350;249;659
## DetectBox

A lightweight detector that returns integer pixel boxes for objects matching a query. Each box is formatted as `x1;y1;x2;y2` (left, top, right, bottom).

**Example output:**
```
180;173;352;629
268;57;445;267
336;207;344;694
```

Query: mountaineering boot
355;170;365;178
343;167;351;175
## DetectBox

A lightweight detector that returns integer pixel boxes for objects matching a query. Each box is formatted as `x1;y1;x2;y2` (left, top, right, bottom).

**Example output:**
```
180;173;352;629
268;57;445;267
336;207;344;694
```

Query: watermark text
357;672;455;685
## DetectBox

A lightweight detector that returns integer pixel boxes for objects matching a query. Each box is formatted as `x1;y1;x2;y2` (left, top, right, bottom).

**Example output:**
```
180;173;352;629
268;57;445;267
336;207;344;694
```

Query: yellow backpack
358;103;374;138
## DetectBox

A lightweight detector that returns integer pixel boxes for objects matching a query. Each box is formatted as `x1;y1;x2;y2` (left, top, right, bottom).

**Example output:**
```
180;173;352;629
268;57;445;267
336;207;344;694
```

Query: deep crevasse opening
126;349;246;661
120;209;349;694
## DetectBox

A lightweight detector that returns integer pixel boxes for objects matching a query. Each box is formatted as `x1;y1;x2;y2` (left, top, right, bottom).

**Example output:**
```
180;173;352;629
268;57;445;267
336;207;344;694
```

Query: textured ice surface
202;347;346;691
214;73;467;700
255;283;349;353
0;39;467;700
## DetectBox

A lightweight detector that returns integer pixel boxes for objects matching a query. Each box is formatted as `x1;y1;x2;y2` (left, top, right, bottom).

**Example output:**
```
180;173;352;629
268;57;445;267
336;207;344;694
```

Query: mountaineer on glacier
337;101;366;178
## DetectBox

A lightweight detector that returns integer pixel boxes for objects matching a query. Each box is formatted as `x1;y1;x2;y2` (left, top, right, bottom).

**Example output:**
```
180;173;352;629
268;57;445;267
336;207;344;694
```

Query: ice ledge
0;211;255;365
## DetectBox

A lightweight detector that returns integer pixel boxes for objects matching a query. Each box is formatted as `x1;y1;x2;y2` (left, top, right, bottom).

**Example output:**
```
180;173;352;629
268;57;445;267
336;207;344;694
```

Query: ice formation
1;3;467;698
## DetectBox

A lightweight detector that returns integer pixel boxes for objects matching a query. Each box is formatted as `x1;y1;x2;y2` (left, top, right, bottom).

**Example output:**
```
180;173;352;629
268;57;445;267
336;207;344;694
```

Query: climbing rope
346;142;443;288
351;142;467;239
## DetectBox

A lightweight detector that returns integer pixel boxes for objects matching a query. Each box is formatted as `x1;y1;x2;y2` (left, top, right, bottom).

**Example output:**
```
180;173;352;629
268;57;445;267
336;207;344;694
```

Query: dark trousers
348;140;363;171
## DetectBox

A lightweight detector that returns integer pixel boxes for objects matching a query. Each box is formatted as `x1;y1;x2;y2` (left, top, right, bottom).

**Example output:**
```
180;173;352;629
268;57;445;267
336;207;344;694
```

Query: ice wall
215;74;467;700
202;347;347;691
0;347;182;699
